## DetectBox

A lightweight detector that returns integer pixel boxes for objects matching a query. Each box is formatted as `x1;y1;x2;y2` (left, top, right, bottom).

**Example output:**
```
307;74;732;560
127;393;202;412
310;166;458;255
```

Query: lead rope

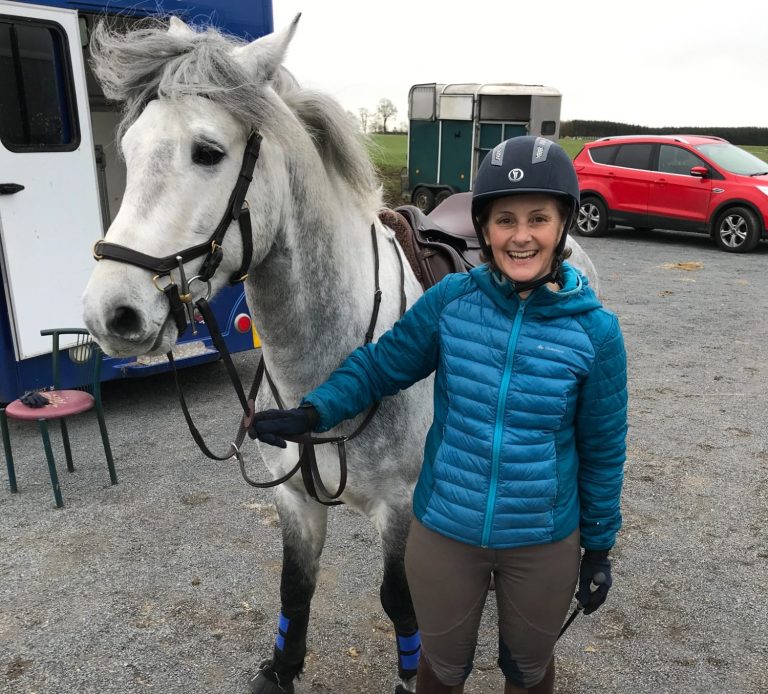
168;224;406;504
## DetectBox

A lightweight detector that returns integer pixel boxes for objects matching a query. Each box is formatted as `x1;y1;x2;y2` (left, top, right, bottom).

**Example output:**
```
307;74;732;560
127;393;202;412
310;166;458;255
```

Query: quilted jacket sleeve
303;280;446;432
576;313;628;550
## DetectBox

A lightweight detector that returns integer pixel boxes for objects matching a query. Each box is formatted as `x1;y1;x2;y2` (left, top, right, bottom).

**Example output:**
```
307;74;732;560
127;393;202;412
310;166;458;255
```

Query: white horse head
83;15;393;369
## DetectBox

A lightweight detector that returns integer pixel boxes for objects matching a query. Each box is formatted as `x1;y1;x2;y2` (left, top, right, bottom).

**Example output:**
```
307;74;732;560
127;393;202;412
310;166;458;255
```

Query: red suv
573;135;768;252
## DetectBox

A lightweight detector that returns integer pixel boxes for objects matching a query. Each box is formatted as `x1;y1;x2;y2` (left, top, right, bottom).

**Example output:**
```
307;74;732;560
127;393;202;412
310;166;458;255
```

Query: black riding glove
576;549;612;615
247;404;319;448
20;391;49;408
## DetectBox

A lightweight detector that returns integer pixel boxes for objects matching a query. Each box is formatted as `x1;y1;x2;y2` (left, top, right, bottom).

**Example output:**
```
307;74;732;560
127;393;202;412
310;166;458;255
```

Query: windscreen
695;143;768;176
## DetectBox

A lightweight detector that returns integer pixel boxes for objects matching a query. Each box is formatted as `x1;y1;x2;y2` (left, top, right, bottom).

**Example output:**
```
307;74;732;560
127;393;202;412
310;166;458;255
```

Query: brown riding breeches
404;519;580;688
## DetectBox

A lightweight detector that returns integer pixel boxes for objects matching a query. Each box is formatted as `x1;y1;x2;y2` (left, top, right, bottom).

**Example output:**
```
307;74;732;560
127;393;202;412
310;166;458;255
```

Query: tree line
561;120;768;145
357;99;402;134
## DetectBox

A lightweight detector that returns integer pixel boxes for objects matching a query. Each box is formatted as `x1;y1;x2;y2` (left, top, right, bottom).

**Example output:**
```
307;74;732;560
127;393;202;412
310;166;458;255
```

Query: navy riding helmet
471;136;580;292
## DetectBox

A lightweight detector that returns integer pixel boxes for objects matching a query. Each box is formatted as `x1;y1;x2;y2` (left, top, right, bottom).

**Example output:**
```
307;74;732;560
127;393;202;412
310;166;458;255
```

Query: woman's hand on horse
247;404;319;448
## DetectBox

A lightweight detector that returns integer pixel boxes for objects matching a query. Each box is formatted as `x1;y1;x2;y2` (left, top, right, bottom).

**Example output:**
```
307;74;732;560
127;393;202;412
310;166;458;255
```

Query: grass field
367;132;768;207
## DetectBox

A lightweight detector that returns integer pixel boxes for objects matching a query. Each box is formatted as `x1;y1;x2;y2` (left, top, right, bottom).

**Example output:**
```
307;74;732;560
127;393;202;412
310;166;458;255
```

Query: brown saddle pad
379;192;482;291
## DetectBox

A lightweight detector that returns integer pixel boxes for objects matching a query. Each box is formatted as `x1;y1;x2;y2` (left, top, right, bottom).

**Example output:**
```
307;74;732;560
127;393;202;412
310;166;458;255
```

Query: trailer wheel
434;190;453;208
412;187;435;214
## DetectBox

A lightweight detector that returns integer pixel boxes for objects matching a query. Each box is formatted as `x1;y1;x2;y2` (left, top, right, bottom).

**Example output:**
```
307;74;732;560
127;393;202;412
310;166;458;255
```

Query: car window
658;145;706;175
696;143;768;176
613;143;654;171
589;144;618;165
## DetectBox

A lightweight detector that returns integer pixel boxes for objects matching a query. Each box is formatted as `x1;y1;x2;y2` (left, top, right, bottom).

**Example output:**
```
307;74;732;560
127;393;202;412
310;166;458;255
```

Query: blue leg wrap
275;612;290;652
396;629;421;678
271;607;310;683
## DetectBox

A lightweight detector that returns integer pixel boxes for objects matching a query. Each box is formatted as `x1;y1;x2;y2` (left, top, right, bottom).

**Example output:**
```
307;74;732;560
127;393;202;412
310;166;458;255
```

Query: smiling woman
471;137;580;296
246;135;628;694
482;195;570;294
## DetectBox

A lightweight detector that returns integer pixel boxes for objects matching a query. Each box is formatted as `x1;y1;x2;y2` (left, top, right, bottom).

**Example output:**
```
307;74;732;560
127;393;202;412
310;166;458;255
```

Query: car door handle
654;178;667;185
0;183;24;195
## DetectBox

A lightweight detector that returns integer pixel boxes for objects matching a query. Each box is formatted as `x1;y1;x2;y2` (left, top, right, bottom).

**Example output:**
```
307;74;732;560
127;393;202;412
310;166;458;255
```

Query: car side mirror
690;166;710;178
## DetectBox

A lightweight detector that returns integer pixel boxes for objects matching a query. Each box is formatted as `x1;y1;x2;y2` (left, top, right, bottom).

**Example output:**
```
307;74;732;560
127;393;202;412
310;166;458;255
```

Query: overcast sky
271;0;767;129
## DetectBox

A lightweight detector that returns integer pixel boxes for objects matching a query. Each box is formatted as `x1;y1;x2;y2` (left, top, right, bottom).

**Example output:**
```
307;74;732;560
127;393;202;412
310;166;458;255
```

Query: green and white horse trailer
404;82;562;212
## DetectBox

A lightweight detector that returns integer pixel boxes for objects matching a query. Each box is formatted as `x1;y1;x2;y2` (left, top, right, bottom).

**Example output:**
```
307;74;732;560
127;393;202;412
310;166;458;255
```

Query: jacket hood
469;262;602;319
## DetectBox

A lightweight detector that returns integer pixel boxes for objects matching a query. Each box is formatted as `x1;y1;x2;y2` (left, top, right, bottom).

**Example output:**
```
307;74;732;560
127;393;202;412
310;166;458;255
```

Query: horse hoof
248;661;295;694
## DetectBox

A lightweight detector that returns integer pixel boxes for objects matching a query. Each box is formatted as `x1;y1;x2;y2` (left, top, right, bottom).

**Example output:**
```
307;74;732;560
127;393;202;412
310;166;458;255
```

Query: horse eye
192;142;225;167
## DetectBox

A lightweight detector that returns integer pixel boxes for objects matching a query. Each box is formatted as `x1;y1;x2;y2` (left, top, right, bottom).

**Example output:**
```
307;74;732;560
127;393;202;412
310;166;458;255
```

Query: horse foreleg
374;500;420;693
249;485;328;694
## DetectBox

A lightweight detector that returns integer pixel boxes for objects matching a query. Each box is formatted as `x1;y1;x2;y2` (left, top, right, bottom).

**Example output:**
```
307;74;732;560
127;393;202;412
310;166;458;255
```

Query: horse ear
231;13;301;82
167;15;196;38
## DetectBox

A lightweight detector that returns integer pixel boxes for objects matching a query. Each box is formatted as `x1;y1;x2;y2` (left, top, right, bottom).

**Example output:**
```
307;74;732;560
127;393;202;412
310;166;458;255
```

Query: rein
172;223;405;506
91;128;407;505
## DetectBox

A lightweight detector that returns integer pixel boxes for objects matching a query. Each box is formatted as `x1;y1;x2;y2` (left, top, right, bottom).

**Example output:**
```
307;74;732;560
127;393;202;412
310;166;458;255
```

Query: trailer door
0;3;101;360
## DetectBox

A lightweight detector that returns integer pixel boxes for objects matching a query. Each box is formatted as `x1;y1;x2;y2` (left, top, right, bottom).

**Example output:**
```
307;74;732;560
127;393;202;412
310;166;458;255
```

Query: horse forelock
90;19;381;214
91;19;274;141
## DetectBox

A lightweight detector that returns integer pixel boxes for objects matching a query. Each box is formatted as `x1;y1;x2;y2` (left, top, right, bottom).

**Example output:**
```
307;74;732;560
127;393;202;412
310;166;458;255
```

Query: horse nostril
108;305;143;338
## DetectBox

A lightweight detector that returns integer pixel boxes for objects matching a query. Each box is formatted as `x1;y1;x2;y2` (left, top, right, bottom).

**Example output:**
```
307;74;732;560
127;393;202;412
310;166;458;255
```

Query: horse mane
90;19;380;207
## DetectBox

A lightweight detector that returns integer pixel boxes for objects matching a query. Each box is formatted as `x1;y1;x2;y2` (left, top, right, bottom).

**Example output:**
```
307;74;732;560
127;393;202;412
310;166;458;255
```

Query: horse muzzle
83;271;177;357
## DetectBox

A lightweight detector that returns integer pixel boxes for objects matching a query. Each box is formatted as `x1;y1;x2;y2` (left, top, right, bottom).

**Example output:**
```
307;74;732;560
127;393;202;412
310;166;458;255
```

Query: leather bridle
91;128;406;505
93;130;263;335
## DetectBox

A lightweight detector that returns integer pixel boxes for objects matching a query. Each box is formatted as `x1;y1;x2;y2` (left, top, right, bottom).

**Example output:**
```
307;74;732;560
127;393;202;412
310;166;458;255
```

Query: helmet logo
508;168;525;182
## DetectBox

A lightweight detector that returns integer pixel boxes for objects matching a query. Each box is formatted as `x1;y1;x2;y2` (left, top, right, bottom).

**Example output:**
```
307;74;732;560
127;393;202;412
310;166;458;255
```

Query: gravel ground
1;227;767;694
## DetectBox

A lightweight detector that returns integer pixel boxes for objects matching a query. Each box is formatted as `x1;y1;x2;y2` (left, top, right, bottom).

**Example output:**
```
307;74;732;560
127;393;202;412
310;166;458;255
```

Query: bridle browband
91;126;407;506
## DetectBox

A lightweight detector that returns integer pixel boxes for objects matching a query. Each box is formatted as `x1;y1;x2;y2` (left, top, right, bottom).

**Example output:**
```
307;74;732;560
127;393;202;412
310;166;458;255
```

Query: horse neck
248;161;379;399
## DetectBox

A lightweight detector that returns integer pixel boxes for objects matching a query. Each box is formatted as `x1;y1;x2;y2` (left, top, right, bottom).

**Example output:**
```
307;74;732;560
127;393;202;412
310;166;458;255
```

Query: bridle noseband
91;126;407;506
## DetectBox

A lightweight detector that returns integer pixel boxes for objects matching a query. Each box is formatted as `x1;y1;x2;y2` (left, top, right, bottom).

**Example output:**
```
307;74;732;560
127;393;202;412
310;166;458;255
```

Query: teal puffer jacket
304;263;628;550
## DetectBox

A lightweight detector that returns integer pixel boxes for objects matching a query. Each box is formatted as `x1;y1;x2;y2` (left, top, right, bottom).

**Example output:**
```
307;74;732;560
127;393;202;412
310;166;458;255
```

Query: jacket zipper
481;301;526;547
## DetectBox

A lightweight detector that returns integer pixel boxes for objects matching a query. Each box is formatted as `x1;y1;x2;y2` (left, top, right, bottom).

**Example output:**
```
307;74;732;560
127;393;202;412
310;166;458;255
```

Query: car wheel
713;206;761;253
434;189;453;208
576;197;608;237
412;187;435;214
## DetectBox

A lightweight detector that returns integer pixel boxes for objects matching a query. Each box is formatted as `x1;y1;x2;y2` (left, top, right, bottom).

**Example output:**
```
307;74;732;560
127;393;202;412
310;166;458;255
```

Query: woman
249;136;628;693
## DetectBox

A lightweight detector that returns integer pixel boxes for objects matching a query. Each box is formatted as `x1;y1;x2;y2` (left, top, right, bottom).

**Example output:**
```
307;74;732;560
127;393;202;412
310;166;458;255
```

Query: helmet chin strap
507;269;559;295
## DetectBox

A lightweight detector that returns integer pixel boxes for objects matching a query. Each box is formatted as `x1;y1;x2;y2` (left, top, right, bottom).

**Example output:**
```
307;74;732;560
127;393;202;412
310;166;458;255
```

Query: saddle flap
382;192;483;292
421;192;479;247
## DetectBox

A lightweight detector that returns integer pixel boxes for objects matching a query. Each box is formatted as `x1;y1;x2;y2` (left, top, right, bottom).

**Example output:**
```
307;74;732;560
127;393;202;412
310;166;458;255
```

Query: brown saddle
379;192;483;291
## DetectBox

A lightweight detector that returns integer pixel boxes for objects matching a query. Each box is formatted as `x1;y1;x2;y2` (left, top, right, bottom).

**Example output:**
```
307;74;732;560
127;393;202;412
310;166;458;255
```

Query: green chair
1;329;117;508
